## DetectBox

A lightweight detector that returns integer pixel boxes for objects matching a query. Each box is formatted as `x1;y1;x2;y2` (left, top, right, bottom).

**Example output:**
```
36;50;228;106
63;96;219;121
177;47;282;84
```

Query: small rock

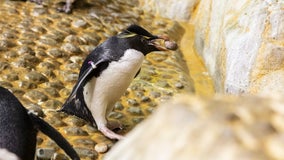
108;112;123;119
61;43;82;54
127;107;143;115
25;71;48;84
65;117;86;127
73;139;96;146
24;90;48;102
127;99;139;106
141;96;151;102
52;153;69;160
3;73;18;81
18;81;37;89
75;147;97;158
114;102;124;110
150;91;161;98
36;148;56;159
95;143;108;153
132;117;144;124
26;103;44;117
44;88;60;97
72;19;88;28
47;48;64;58
165;40;178;50
64;127;89;136
175;82;184;89
42;100;62;109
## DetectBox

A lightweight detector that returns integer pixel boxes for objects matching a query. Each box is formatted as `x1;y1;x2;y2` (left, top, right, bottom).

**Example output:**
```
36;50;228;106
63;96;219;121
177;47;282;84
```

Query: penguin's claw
99;126;124;140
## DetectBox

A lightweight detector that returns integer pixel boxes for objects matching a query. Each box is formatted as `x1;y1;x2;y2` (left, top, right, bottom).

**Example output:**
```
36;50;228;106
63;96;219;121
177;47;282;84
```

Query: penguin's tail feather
28;113;80;160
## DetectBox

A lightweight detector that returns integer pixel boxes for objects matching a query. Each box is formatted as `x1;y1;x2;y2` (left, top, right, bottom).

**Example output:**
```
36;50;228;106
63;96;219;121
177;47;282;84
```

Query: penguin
0;86;80;160
60;24;177;140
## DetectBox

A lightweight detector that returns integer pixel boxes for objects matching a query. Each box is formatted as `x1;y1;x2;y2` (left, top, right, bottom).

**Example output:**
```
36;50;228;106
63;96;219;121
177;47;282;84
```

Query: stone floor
0;0;213;159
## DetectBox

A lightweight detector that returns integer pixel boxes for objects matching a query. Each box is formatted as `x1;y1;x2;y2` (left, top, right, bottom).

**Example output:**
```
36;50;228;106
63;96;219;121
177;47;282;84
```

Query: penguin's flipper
28;113;80;160
66;60;105;104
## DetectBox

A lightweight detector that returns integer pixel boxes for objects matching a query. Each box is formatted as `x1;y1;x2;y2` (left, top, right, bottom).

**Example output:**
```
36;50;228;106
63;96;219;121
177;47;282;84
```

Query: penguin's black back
0;87;37;160
0;86;80;160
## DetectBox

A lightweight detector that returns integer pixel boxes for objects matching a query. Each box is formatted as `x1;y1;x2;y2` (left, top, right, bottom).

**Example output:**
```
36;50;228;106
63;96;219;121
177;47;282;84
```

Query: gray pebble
0;62;10;71
46;116;67;127
141;96;151;102
25;71;48;84
38;62;56;70
4;51;18;59
31;26;47;34
17;46;34;56
51;153;69;160
132;117;144;124
32;7;48;16
75;147;98;159
72;19;88;28
4;73;19;81
95;143;108;153
114;102;124;110
150;91;161;98
43;100;62;110
157;80;170;88
175;82;184;89
64;35;85;45
44;88;60;97
108;111;123;119
39;37;58;46
0;81;13;88
127;99;139;106
64;127;89;136
47;48;64;58
24;90;48;102
36;148;56;159
61;43;82;54
127;107;143;115
26;103;44;117
44;81;64;90
18;81;37;89
65;117;86;127
73;139;96;146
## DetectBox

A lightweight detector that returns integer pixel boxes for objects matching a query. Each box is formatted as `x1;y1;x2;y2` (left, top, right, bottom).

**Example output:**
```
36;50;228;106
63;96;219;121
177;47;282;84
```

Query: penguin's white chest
83;49;144;113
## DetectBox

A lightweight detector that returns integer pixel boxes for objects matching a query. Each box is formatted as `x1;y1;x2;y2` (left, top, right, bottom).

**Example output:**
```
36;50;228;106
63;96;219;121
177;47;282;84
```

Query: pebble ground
0;0;212;159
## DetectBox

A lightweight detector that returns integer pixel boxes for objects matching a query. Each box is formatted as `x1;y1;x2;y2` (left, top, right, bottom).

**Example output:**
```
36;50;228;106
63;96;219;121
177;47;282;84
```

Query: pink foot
99;126;124;140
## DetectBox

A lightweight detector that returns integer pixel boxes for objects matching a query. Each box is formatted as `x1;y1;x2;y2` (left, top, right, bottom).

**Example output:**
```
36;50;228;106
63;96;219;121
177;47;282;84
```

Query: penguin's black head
118;24;175;55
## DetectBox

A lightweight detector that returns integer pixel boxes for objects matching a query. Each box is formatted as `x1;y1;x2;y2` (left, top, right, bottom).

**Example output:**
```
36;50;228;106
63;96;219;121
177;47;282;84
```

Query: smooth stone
61;43;82;54
127;107;143;115
108;112;124;119
42;100;62;110
65;117;86;127
95;143;108;153
74;147;98;158
114;102;124;110
25;71;48;84
73;139;96;146
127;99;139;106
64;127;89;136
18;81;37;89
72;19;88;28
51;153;69;160
4;73;19;81
36;148;56;159
47;48;64;58
24;90;48;102
26;103;44;117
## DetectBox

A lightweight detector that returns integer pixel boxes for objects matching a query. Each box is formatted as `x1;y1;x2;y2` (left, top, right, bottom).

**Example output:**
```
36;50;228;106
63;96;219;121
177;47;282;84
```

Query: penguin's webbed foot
99;126;124;140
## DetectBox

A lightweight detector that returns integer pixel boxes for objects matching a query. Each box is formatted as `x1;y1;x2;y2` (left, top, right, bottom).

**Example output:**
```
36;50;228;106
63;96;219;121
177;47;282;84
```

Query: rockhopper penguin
0;86;80;160
60;24;177;140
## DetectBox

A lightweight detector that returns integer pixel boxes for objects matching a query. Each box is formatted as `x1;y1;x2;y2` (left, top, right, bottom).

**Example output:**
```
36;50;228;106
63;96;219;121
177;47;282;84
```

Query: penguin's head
118;24;176;55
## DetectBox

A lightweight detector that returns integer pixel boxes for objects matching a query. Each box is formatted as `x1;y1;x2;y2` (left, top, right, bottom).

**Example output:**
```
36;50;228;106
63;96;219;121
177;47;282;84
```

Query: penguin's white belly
83;49;144;116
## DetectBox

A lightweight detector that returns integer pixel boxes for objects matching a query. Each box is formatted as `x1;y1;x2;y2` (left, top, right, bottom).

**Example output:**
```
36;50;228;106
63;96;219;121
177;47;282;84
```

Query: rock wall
105;95;284;160
194;0;284;94
138;0;198;21
140;0;284;95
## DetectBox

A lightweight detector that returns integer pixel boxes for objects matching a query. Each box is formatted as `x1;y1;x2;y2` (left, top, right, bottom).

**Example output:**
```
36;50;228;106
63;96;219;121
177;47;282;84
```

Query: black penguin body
61;25;172;139
0;86;80;160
